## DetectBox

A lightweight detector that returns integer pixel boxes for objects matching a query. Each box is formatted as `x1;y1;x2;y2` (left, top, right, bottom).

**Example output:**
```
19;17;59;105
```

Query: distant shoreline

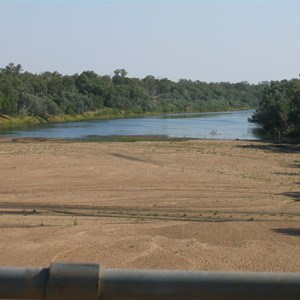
0;106;253;129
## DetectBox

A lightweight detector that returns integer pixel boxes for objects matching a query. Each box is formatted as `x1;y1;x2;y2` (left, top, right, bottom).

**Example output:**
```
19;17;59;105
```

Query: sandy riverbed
0;139;299;271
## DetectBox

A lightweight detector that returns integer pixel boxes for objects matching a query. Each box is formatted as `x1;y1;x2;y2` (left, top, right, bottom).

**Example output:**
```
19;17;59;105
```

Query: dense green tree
252;79;300;140
112;69;128;85
0;63;265;123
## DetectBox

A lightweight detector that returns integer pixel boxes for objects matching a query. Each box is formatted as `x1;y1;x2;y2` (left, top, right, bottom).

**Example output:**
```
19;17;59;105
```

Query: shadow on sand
281;192;300;201
273;228;300;237
236;142;300;154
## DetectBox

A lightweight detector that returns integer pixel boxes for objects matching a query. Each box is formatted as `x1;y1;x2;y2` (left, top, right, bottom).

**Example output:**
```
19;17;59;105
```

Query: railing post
47;262;100;300
0;267;48;299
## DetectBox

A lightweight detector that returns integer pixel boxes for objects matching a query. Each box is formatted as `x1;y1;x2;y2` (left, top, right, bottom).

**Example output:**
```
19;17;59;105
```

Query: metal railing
0;262;300;300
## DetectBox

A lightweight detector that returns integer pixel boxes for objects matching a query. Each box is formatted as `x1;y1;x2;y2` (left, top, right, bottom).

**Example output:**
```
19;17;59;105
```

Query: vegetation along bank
0;63;299;141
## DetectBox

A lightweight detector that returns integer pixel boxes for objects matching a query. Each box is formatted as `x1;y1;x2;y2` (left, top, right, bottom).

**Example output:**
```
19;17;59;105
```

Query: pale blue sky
0;1;299;83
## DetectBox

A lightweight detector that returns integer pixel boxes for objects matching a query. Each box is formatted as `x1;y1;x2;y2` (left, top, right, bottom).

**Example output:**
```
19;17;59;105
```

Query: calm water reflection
0;110;261;140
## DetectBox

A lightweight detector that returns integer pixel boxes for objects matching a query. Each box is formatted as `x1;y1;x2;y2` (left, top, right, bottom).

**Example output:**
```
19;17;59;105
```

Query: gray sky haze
0;1;299;83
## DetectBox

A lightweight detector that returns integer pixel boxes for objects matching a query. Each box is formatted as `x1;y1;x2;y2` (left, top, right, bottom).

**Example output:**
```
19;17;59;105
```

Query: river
0;110;262;140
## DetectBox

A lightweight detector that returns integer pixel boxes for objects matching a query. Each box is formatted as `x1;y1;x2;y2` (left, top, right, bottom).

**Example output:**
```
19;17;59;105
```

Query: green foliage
0;63;264;125
251;79;300;140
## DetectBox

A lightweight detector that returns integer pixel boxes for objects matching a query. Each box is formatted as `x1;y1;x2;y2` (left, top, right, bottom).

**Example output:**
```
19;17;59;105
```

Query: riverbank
0;108;147;128
0;139;299;270
0;106;253;128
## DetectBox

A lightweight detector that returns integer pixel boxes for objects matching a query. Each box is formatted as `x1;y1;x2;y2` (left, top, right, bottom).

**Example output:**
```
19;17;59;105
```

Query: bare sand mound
0;139;299;271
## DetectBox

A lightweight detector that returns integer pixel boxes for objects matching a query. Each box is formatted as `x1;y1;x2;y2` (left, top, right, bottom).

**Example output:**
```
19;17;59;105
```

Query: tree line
251;78;300;141
0;63;264;119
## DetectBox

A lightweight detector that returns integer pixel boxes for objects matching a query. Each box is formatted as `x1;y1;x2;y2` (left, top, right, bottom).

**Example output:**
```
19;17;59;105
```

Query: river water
0;110;261;140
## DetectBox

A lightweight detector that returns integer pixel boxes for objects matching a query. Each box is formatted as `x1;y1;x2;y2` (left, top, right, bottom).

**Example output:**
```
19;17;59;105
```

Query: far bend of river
0;110;262;140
